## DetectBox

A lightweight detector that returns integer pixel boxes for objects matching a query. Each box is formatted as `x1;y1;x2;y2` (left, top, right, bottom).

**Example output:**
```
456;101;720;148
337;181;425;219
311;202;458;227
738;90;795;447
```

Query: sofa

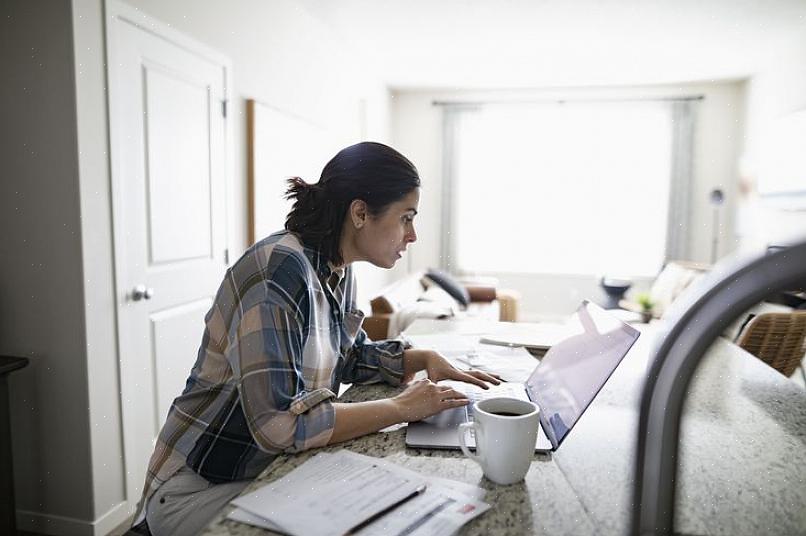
618;260;804;380
362;270;519;341
619;260;712;320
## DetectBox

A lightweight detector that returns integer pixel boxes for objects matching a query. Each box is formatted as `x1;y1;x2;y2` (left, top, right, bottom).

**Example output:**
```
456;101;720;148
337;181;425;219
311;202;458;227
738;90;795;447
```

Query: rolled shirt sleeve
230;302;336;454
341;327;410;386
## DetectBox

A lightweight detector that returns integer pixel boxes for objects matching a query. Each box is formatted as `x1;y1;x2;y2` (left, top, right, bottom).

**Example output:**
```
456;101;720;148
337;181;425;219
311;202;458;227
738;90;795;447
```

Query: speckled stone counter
201;379;595;536
202;324;806;536
554;333;806;536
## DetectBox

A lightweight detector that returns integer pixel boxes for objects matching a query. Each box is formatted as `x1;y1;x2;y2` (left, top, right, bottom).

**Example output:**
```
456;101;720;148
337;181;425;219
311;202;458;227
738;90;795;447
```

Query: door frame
104;0;232;515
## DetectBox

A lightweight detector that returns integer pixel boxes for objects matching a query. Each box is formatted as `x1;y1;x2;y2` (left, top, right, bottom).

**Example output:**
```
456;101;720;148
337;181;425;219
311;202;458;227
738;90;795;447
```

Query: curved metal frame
632;238;806;536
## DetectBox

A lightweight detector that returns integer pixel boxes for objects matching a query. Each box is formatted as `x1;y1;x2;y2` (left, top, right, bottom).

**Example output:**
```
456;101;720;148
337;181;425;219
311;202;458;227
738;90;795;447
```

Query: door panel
150;298;213;432
145;66;214;264
107;4;230;513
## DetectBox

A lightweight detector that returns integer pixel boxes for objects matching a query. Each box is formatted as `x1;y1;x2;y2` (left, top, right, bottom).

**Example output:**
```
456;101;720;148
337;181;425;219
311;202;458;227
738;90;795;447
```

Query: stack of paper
404;331;538;383
477;321;579;350
447;346;537;383
228;450;489;536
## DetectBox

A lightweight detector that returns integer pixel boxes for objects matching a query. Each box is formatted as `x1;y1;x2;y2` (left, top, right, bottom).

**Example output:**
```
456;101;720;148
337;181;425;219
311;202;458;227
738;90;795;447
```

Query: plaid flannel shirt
133;231;408;524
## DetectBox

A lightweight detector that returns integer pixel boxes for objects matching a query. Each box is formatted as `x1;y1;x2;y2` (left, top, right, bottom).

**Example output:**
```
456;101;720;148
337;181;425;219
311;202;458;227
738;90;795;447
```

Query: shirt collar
299;238;345;287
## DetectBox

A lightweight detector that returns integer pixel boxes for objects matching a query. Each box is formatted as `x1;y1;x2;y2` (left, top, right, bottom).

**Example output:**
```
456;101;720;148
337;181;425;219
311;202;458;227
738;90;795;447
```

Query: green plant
636;292;655;313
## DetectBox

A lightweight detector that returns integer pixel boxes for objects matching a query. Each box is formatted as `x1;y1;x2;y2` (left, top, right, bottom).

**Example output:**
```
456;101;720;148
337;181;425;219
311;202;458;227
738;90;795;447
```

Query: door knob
132;284;154;301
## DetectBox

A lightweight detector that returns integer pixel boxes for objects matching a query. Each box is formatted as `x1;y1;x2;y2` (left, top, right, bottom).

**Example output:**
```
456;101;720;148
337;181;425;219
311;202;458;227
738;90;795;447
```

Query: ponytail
285;176;319;214
284;176;342;263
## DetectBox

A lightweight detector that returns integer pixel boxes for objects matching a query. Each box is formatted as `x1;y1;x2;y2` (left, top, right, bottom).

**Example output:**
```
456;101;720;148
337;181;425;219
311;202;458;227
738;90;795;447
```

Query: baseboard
93;501;132;536
17;501;131;536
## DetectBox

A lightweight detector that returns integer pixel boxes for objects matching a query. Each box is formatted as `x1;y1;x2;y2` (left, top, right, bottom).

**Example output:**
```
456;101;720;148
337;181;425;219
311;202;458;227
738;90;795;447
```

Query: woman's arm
327;351;502;445
328;379;469;444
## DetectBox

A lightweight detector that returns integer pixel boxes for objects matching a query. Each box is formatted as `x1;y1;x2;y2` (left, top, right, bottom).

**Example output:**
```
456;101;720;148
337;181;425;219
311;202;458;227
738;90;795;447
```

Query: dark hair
285;141;420;265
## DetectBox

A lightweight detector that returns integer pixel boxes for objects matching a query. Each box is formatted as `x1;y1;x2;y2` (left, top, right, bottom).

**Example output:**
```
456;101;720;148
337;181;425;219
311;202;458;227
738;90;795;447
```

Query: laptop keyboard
441;381;529;422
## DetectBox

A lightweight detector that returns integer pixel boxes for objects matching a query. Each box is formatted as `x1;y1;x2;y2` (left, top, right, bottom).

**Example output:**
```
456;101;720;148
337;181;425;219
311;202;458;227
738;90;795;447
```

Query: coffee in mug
458;397;540;485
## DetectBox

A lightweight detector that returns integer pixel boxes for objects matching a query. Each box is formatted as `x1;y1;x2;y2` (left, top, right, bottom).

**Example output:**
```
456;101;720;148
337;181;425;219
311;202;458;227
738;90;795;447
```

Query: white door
106;2;230;512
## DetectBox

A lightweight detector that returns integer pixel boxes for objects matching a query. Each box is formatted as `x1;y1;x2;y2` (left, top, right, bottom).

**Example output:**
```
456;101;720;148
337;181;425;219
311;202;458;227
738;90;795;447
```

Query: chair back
736;311;806;377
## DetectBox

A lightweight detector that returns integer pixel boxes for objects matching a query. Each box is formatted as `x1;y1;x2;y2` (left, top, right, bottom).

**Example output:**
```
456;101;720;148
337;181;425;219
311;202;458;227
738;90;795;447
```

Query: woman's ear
350;199;368;229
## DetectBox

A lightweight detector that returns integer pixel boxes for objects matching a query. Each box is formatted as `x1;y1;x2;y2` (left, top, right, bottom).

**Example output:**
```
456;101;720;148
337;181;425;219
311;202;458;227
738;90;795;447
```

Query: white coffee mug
458;397;540;485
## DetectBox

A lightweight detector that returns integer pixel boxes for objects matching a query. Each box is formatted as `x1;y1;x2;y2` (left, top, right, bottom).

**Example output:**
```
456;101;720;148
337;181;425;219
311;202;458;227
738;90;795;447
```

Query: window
443;100;686;278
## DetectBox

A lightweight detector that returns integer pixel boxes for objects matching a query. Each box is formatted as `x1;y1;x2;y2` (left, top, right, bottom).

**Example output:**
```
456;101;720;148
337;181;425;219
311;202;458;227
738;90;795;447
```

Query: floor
20;516;132;536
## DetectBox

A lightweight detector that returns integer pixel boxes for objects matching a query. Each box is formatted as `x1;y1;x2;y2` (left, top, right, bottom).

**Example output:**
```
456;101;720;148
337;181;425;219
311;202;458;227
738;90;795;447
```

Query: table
1;355;29;535
203;320;806;535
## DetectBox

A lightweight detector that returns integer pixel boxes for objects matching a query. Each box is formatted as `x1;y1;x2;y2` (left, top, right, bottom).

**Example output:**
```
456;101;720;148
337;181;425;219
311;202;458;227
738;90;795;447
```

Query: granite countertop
202;381;596;536
203;326;806;536
550;334;806;536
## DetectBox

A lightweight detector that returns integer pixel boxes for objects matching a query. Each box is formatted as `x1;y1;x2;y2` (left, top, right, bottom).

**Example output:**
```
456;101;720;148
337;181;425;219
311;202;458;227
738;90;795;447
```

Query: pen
344;484;427;535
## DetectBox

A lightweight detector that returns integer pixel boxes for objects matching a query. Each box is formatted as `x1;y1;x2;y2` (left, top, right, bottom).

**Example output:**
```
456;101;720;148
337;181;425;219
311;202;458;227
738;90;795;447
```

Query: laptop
405;300;641;452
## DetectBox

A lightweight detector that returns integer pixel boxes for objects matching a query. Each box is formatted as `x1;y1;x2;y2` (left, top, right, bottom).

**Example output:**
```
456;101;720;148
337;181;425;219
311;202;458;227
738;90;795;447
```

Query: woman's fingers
455;371;493;389
466;369;502;385
438;387;468;400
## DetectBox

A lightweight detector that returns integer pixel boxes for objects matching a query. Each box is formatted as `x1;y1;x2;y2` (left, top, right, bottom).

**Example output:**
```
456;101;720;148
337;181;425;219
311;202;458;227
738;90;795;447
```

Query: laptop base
405;417;554;452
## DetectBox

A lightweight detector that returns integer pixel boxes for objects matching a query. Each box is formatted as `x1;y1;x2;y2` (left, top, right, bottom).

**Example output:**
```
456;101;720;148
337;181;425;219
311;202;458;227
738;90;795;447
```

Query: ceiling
297;0;806;89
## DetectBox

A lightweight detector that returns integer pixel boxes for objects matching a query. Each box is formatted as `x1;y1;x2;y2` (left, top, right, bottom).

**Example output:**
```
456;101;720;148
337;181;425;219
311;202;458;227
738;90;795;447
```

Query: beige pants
144;466;250;536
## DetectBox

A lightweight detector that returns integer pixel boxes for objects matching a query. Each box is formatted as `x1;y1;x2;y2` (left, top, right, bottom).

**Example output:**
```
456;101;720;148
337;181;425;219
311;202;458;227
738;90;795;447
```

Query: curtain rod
432;95;705;106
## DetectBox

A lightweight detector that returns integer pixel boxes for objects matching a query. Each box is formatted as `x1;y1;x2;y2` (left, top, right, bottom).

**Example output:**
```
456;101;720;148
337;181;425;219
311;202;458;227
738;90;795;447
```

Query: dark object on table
766;289;806;309
765;245;806;309
600;277;632;310
424;268;470;307
1;355;29;535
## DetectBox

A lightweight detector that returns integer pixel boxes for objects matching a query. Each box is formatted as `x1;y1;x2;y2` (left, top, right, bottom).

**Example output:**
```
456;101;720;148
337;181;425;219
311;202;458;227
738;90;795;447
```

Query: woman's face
355;189;419;269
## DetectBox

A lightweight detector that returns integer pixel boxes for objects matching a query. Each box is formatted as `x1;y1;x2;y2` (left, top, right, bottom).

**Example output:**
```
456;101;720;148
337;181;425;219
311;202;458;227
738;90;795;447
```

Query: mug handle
458;421;485;467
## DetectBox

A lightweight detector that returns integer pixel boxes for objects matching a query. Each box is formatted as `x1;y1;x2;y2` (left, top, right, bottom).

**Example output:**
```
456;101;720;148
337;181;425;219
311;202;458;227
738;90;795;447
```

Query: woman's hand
402;349;502;389
392;379;469;422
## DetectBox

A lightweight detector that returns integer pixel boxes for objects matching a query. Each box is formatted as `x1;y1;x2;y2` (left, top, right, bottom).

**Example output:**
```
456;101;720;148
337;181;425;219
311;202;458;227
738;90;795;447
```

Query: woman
131;142;499;535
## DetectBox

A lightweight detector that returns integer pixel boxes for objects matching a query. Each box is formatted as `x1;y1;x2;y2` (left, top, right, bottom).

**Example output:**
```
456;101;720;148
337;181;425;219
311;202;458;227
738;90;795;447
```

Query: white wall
2;3;130;533
130;0;396;310
0;2;100;534
1;1;395;534
738;34;806;251
392;82;746;318
73;0;129;532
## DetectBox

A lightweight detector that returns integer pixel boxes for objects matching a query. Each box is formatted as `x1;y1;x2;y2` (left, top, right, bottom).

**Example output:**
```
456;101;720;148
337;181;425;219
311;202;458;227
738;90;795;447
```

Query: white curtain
665;100;695;261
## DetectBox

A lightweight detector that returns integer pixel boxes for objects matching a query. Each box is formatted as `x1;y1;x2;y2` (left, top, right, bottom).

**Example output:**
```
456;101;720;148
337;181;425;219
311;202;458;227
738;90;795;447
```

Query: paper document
230;451;426;536
405;319;578;352
228;450;489;536
405;332;479;353
337;452;489;536
452;346;537;383
478;322;579;349
353;484;489;536
406;326;542;382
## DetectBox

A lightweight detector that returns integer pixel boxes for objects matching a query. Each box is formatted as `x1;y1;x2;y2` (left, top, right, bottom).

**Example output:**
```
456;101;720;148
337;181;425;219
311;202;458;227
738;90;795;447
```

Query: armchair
736;311;806;377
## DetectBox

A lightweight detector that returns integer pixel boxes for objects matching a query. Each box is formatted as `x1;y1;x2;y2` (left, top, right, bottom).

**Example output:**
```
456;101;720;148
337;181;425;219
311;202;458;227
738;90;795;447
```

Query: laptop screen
525;300;640;449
